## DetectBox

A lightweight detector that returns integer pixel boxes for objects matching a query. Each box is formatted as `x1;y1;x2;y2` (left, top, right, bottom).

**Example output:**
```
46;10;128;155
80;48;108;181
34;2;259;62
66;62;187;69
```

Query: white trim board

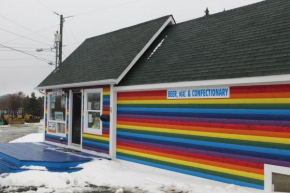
114;74;290;92
116;16;176;84
109;84;117;160
35;79;116;90
264;164;290;192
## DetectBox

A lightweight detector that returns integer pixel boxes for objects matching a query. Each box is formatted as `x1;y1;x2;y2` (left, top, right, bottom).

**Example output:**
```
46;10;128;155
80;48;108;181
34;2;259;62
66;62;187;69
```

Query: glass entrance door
72;92;82;145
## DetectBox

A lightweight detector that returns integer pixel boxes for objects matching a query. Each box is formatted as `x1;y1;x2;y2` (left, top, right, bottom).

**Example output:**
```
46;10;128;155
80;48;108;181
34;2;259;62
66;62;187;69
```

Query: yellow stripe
117;124;290;145
117;98;290;104
83;133;109;141
103;91;110;96
117;148;263;180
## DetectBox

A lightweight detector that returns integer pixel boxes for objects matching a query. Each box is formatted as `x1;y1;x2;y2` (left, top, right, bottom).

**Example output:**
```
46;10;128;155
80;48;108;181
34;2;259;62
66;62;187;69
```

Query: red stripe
117;117;290;133
231;84;290;94
117;141;263;170
118;90;166;97
103;106;110;111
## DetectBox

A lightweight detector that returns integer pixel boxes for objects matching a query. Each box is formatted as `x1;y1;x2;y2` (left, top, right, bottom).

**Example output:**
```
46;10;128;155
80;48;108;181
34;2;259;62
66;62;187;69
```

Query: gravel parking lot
0;126;42;143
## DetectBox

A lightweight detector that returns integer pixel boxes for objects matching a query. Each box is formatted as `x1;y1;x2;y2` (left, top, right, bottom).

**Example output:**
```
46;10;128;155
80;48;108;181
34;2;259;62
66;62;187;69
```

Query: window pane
49;95;66;121
57;123;65;134
87;93;100;110
87;112;101;130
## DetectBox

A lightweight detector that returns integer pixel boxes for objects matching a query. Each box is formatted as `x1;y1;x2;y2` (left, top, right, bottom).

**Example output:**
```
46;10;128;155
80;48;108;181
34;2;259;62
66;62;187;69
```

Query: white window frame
84;88;103;135
264;164;290;192
47;92;67;137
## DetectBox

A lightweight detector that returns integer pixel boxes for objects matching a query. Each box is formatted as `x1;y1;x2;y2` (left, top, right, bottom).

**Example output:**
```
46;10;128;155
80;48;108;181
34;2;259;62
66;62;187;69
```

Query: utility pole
59;14;64;65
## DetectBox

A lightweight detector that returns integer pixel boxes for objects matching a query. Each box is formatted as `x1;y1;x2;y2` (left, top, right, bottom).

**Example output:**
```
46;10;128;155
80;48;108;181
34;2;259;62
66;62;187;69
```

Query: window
84;89;103;135
48;93;66;135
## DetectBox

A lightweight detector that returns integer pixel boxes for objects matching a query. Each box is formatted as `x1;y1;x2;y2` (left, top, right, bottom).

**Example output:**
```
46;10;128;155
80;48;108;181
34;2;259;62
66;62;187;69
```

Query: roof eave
114;74;290;92
35;79;117;90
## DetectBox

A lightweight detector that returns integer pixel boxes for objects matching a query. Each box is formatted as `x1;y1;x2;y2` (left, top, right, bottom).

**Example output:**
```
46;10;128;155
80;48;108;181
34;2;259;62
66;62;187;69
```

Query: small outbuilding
37;0;290;191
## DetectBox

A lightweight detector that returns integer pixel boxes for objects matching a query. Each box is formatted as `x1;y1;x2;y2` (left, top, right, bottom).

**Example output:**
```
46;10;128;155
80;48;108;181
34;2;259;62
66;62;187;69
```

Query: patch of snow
1;133;266;193
0;159;265;193
147;36;167;59
21;166;47;171
9;133;44;143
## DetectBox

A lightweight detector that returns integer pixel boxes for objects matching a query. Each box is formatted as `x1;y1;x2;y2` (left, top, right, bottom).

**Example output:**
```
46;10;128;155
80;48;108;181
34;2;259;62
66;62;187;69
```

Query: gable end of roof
116;15;176;84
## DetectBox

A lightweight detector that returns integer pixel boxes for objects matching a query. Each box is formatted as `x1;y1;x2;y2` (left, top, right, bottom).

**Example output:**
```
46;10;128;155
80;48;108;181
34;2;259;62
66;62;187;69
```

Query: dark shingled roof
118;0;290;86
37;15;172;87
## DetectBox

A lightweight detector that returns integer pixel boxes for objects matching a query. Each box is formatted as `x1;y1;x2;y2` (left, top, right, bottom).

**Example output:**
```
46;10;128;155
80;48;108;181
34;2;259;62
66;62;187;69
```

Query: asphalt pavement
0;126;42;143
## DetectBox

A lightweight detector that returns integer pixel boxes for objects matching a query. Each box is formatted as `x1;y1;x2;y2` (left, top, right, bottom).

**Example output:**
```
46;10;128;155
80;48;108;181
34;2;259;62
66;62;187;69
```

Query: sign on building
167;87;230;99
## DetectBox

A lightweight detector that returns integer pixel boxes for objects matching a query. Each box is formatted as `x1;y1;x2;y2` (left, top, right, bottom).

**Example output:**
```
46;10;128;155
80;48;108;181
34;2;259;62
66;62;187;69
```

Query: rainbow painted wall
116;84;290;189
82;86;110;155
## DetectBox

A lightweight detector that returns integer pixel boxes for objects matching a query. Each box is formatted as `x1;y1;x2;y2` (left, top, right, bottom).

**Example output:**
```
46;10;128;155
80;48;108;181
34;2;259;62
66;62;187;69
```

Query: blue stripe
103;97;110;104
117;131;290;157
117;110;290;121
118;134;290;162
103;121;109;127
82;140;109;150
45;134;68;142
118;107;290;115
117;156;264;190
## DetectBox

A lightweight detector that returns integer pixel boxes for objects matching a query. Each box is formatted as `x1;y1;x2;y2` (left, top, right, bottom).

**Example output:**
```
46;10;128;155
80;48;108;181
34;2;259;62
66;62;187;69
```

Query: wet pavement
0;126;41;143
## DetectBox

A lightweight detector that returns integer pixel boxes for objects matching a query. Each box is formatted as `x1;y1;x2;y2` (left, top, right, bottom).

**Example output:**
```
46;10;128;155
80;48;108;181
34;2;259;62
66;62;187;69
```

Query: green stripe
117;104;290;109
83;137;109;144
117;128;290;150
103;95;110;98
117;152;264;186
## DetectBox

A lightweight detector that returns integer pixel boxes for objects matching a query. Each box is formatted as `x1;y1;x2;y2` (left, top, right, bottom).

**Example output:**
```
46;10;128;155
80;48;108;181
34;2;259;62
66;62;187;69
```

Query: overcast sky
0;0;263;96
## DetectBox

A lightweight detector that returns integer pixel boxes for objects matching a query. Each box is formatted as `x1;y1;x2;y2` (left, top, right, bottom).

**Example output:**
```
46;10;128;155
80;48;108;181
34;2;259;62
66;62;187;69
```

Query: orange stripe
104;88;110;92
117;145;263;175
231;92;290;99
103;111;110;115
117;121;290;138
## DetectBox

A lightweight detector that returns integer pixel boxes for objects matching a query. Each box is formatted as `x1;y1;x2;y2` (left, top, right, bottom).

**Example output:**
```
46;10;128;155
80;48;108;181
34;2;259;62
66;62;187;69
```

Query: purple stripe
103;105;110;109
103;127;110;133
45;137;68;145
83;146;109;154
117;138;290;168
118;114;290;127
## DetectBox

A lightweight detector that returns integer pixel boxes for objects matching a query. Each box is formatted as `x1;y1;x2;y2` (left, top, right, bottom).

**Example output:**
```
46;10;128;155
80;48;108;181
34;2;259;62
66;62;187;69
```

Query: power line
63;29;71;54
0;14;53;43
2;24;58;44
0;44;53;63
0;58;45;61
35;0;58;15
0;27;52;46
66;23;79;44
74;0;143;17
0;66;53;68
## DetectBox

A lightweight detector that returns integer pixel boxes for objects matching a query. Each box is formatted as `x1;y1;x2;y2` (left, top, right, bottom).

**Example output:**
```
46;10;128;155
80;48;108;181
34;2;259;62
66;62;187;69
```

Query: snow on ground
20;166;47;171
9;133;43;143
1;133;268;193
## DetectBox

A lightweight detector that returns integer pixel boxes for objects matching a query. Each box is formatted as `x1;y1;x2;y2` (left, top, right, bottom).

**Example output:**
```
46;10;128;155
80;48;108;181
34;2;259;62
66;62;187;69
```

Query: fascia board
35;79;116;90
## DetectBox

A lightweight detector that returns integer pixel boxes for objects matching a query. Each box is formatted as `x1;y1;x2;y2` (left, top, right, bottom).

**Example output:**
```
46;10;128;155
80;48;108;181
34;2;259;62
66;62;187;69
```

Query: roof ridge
176;0;270;25
85;15;172;41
